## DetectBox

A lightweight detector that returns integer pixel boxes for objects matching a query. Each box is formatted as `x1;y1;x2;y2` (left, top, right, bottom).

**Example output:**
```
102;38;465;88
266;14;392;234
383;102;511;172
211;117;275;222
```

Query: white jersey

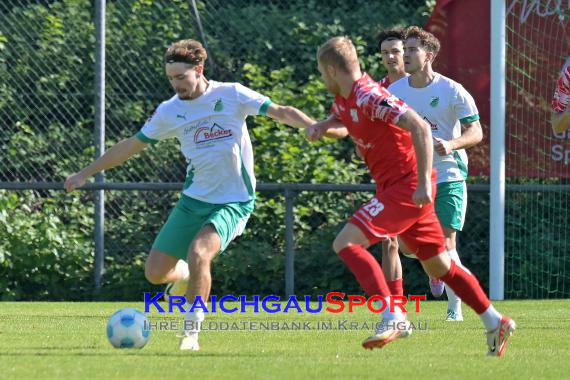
137;80;271;204
388;73;479;183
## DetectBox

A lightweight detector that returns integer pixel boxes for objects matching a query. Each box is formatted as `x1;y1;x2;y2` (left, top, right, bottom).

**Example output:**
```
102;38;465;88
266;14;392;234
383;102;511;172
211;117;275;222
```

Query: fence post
94;0;106;292
284;189;296;296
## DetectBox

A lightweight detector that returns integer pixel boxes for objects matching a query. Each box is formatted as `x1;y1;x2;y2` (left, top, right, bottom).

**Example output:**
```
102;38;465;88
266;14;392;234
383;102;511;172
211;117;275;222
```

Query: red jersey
379;76;391;88
331;73;416;191
552;62;570;113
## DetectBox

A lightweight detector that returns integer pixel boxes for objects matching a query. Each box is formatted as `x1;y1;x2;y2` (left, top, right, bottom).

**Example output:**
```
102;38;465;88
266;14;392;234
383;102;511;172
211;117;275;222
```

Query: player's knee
144;265;166;285
420;251;451;278
188;249;213;268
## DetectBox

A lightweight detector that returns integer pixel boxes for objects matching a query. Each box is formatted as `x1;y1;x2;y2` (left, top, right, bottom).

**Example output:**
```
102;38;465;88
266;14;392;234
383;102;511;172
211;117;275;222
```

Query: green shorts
435;180;467;231
152;195;255;260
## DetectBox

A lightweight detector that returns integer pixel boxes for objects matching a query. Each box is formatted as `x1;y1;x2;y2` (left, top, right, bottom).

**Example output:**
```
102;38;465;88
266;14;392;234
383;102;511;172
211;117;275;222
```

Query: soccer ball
106;308;150;349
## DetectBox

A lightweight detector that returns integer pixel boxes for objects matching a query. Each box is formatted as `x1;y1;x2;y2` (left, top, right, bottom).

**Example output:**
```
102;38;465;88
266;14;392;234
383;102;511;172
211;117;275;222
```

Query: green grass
0;300;569;379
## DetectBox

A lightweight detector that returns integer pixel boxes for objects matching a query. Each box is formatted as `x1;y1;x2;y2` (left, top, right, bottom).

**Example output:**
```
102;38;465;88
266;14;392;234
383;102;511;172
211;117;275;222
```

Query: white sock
184;301;206;332
479;305;502;331
378;297;405;321
445;249;463;313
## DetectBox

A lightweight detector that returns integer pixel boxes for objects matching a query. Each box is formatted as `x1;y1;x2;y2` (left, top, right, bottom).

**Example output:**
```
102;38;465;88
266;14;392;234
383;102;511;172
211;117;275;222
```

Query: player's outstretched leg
423;255;516;357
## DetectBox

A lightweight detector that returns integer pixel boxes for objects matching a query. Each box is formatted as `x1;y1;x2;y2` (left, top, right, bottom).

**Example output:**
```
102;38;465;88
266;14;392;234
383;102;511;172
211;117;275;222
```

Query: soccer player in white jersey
551;57;570;133
388;26;483;321
64;39;316;351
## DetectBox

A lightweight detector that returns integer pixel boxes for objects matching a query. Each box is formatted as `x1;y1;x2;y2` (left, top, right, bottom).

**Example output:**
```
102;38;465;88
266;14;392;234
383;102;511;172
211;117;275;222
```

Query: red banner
426;0;570;177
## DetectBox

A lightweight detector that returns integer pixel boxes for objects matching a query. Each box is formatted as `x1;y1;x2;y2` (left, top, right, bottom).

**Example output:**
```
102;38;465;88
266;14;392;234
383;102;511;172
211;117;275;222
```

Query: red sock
440;261;490;314
387;279;404;296
338;245;390;297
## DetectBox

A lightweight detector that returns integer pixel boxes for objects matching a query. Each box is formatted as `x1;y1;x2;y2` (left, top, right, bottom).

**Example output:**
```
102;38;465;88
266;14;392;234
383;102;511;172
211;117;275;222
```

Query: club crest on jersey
194;123;232;144
430;96;439;107
214;98;224;112
350;109;359;122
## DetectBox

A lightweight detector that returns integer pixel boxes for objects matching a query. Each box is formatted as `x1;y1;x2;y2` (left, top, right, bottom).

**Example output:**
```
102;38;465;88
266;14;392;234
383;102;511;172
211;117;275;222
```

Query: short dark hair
164;39;208;66
376;29;405;52
404;26;440;55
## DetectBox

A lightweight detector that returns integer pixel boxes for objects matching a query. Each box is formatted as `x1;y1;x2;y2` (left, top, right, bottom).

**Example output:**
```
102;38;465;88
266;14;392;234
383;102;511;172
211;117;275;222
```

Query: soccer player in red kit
306;36;515;357
551;57;570;133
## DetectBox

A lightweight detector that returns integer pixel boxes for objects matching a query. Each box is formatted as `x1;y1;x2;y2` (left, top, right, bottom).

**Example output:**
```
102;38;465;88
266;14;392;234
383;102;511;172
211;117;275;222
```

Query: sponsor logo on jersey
430;96;439;107
214;98;224;112
194;123;232;144
184;120;209;136
423;116;437;130
176;112;187;120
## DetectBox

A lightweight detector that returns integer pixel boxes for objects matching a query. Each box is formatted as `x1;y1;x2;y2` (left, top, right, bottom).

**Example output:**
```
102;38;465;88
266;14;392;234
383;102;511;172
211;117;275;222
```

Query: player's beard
176;88;192;100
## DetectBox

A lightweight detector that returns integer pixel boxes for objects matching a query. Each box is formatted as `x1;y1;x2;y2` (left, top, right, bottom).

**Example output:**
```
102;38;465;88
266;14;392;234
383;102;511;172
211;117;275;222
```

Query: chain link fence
1;0;565;300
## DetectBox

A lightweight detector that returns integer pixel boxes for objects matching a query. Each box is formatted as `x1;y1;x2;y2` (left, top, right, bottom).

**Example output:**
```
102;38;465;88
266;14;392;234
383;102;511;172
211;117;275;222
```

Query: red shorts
349;183;445;260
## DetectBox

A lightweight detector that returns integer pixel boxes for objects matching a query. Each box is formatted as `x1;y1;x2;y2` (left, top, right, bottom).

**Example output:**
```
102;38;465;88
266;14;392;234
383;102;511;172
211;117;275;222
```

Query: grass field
1;300;569;379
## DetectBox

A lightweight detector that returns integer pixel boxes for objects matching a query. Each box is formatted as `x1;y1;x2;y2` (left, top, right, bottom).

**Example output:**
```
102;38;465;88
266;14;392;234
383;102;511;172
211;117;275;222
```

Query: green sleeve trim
135;131;158;145
459;114;480;124
259;99;272;116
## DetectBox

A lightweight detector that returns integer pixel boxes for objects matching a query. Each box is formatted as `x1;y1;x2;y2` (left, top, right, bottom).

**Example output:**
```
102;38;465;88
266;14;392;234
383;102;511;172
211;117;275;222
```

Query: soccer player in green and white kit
388;26;483;321
65;39;316;351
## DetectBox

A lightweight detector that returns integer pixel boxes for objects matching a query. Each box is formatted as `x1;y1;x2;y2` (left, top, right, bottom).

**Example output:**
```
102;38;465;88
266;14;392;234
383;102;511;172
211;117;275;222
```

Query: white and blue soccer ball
106;308;150;349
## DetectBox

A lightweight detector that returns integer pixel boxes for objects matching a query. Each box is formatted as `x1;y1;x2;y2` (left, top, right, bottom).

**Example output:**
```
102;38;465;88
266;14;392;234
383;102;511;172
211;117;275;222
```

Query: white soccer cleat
362;319;411;350
178;331;200;351
446;309;464;321
486;316;516;357
164;274;190;303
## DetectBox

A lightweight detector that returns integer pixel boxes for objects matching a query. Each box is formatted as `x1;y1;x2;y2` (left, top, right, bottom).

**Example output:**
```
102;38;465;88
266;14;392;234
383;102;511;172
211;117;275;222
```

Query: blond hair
317;36;360;73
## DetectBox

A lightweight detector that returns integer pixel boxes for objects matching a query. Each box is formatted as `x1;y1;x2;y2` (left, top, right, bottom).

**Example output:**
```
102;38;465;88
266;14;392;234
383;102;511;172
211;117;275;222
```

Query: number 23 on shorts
363;197;384;217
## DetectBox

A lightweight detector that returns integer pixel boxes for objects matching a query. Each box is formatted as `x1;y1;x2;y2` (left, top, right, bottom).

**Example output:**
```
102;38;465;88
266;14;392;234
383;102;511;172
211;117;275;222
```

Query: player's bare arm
266;103;315;129
551;110;570;133
306;115;349;141
397;109;434;206
64;136;148;192
434;120;483;156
